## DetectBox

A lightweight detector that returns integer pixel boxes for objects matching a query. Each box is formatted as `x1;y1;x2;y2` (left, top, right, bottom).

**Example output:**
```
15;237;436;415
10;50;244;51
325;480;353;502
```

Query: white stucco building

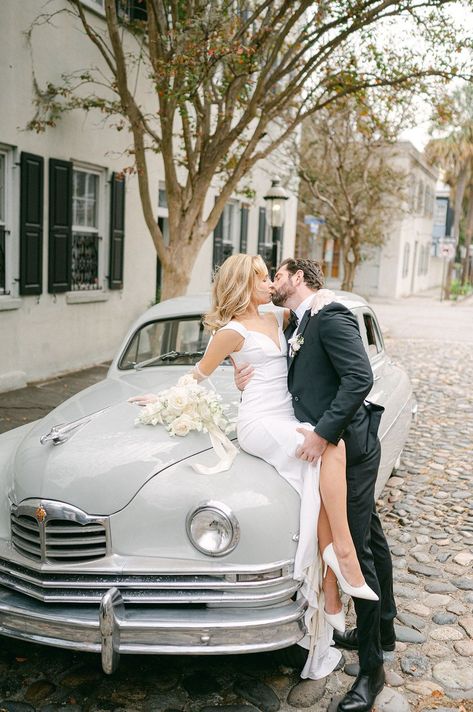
0;0;297;391
304;142;441;298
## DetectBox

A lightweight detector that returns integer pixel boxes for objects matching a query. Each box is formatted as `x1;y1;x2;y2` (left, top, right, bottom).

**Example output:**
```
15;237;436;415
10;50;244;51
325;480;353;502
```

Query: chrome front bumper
0;585;307;673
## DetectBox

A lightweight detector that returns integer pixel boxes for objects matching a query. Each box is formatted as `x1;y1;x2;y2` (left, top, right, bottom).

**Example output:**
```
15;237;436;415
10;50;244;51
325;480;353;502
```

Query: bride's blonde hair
204;254;268;332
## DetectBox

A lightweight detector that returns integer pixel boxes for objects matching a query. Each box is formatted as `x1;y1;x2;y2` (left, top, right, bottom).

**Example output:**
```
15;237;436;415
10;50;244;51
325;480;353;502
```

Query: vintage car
0;292;415;673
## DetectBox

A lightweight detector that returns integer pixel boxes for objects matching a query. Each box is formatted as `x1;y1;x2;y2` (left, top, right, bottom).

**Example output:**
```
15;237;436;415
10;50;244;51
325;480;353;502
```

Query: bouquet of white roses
135;374;232;436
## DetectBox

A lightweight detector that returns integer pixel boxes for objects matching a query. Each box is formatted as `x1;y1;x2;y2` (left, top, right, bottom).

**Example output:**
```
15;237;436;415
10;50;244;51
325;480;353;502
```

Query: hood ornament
40;407;110;446
35;505;47;523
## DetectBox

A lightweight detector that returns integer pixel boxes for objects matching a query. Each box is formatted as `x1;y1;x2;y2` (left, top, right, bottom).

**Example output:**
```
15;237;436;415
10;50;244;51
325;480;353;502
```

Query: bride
132;253;377;679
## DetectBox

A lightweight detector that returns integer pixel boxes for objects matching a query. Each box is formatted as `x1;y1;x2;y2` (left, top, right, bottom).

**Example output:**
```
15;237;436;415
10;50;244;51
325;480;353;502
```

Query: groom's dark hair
278;258;325;290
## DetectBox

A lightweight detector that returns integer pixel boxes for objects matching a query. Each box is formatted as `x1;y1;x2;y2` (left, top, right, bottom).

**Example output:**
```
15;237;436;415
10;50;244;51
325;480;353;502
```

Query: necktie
288;310;299;327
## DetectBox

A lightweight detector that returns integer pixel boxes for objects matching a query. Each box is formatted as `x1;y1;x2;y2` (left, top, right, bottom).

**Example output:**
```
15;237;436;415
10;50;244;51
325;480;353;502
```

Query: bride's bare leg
317;503;343;614
320;441;365;587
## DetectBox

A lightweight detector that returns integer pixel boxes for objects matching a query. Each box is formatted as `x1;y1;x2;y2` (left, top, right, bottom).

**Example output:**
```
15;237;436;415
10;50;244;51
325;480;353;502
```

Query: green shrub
450;279;473;299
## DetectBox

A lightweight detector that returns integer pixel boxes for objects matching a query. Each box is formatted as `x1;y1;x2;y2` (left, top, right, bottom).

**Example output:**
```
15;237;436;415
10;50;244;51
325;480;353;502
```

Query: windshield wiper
133;350;205;370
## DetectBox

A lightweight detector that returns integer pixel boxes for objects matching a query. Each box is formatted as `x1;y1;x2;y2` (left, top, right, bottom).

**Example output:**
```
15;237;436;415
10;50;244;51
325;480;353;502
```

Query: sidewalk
0;362;110;434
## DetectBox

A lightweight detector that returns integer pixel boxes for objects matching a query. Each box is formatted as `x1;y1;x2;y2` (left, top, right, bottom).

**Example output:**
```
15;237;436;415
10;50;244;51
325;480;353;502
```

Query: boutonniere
288;333;304;358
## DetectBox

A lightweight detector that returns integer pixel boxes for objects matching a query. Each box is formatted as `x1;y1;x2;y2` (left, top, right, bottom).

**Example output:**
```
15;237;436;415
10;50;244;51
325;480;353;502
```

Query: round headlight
186;501;240;556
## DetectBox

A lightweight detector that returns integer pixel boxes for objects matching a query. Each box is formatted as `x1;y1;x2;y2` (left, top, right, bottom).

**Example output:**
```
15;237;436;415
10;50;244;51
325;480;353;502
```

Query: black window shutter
48;158;72;293
0;224;6;293
109;172;125;289
19;152;44;295
257;206;266;254
240;205;249;253
212;202;224;269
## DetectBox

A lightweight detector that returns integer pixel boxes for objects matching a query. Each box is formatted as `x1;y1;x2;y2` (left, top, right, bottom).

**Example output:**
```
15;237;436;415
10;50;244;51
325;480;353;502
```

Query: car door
354;306;414;492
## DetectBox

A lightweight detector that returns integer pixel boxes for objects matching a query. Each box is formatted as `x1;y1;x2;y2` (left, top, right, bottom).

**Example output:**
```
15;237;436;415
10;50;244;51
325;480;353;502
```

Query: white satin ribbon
192;425;239;474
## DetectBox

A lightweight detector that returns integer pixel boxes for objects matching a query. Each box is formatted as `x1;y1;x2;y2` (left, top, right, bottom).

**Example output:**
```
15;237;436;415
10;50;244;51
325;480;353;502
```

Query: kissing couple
132;254;396;712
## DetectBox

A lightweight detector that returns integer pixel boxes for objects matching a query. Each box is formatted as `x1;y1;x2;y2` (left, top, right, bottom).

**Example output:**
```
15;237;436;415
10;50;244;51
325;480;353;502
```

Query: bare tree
297;96;409;290
28;0;472;298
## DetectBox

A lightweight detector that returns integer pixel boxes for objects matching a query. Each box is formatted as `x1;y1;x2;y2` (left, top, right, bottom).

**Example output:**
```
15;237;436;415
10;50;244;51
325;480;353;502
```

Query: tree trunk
159;223;209;300
341;257;358;292
461;195;473;286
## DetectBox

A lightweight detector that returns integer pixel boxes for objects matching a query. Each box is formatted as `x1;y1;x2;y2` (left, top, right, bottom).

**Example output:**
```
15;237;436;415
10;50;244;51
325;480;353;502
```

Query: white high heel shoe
324;606;346;633
323;543;379;602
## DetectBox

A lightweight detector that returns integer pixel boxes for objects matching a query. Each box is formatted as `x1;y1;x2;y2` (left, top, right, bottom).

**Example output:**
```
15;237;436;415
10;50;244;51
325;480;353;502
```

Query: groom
235;258;396;712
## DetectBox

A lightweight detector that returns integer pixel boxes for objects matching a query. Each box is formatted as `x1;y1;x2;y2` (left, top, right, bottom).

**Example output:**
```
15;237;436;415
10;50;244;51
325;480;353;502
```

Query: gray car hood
11;367;239;515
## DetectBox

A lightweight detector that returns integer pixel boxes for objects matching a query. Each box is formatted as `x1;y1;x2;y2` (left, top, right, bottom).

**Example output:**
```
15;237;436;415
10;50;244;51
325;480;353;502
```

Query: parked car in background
0;292;415;673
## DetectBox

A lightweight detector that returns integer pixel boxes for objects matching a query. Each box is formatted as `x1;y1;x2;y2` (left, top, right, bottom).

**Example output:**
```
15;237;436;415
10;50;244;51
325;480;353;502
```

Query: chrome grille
10;514;41;560
44;520;107;562
10;500;109;564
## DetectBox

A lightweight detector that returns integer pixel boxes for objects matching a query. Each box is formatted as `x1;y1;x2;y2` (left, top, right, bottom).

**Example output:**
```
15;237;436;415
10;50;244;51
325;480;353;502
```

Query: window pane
158;183;168;208
73;170;98;228
73;171;86;198
0;154;5;223
86;198;97;228
363;313;382;355
119;318;212;369
74;198;86;226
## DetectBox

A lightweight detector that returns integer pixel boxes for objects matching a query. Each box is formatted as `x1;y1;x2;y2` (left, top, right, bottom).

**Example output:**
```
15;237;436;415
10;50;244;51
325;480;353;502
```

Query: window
418;245;423;276
0;147;17;297
156;182;170;301
257;207;273;267
71;168;101;290
402;243;410;278
416;180;424;214
422;244;430;275
221;201;240;259
363;311;384;357
408;176;417;212
213;200;249;268
0;152;6;294
119;317;211;369
48;159;123;295
158;181;168;209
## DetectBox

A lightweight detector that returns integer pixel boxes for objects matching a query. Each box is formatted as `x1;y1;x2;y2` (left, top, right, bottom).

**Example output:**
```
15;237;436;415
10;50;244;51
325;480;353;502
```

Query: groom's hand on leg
296;429;328;462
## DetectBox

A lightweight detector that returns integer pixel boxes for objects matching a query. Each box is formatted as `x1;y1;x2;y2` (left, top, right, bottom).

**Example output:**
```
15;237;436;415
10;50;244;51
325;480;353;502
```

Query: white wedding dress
219;309;342;680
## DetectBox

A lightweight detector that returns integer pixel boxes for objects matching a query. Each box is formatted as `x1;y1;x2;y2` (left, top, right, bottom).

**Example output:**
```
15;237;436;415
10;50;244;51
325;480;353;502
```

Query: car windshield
119;317;212;370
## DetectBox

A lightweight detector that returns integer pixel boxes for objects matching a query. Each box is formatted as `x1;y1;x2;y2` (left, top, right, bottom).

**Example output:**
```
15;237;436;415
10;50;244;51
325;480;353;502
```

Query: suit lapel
287;309;311;372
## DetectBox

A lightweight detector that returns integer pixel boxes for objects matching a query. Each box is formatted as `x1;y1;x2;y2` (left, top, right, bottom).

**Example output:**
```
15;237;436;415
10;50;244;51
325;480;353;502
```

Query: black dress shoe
333;627;396;652
337;664;385;712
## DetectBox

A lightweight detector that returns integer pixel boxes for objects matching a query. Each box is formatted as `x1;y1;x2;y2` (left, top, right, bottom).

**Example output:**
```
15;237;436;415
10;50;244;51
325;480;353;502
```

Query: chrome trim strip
0;576;300;605
379;393;414;442
0;560;294;591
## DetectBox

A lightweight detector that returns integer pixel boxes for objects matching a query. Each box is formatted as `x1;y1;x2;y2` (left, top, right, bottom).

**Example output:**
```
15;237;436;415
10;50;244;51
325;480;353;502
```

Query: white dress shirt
294;294;315;327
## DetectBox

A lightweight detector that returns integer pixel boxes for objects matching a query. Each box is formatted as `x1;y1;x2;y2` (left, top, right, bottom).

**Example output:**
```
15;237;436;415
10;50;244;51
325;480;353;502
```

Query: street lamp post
263;177;289;276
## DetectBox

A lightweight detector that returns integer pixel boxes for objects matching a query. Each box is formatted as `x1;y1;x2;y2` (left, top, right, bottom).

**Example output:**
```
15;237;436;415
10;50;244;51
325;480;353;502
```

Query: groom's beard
271;283;295;307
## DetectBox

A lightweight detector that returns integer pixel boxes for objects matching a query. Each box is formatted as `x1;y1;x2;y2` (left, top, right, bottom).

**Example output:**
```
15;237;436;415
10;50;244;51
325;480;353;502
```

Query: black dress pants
346;439;397;673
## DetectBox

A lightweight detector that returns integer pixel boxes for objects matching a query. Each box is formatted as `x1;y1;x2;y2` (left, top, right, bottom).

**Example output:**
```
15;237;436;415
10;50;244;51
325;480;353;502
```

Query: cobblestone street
0;296;472;711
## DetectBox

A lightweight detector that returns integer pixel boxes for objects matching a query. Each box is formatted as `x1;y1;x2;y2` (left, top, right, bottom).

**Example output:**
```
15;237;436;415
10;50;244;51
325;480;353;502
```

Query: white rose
169;413;196;437
167;387;189;412
292;341;301;352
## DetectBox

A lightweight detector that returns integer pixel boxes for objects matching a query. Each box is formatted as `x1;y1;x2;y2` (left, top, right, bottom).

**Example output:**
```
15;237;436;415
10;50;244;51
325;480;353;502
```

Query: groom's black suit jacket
286;301;384;466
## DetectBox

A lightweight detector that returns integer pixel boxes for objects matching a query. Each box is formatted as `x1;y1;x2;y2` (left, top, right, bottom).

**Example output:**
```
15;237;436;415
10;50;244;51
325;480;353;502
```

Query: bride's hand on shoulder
128;393;158;406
